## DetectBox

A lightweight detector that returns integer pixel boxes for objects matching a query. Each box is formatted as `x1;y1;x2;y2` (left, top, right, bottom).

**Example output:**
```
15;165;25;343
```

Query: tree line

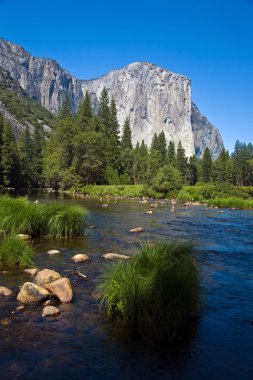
0;89;252;189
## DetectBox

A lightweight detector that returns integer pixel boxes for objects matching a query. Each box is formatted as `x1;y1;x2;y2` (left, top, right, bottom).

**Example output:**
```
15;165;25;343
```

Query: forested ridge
0;89;252;192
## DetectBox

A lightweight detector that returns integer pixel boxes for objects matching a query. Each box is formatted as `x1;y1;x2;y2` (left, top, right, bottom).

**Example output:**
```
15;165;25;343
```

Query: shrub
94;241;200;342
0;235;34;267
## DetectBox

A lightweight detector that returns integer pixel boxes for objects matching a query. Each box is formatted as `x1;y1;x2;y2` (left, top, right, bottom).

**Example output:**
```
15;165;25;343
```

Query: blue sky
0;0;252;152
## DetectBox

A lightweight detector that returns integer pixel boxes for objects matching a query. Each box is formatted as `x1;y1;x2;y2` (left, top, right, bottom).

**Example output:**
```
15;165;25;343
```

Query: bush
94;241;200;342
152;164;183;197
0;235;34;267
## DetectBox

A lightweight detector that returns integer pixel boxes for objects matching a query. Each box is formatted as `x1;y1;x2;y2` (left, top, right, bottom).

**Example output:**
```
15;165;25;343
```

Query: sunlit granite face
0;38;223;157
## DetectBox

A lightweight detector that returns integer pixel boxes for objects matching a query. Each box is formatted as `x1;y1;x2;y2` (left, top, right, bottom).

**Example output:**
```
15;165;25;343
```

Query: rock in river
42;306;60;317
71;253;89;263
129;227;144;233
33;269;62;287
102;253;130;260
45;278;73;303
47;249;60;255
0;286;12;296
16;234;32;240
17;282;50;304
24;268;38;276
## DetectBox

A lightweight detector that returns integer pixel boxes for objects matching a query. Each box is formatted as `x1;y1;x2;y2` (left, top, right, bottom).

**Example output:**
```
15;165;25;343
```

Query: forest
0;89;252;194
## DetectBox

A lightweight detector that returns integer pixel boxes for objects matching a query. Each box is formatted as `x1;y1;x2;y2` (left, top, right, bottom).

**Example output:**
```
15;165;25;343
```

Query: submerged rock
16;234;31;240
45;277;73;303
33;269;61;287
17;282;50;304
129;227;144;233
24;268;38;276
0;286;12;296
42;306;60;317
47;249;60;255
71;253;89;263
16;305;25;312
102;253;130;260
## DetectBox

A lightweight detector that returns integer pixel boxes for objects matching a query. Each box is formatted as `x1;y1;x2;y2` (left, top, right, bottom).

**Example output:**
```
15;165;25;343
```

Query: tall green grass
0;196;88;238
94;241;200;342
0;235;34;267
47;204;88;238
207;197;253;209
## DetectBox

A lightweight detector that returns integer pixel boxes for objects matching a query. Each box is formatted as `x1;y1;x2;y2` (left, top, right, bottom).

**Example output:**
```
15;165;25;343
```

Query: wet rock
0;286;12;296
89;225;96;229
24;268;38;276
145;210;153;215
129;227;144;233
102;253;130;260
45;277;73;303
16;234;32;240
42;305;60;317
102;204;108;207
42;298;59;307
16;305;25;312
17;282;50;304
47;249;60;255
71;253;89;263
33;269;61;287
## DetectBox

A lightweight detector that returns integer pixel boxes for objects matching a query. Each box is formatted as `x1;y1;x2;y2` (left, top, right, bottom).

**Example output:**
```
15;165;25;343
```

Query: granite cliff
0;38;223;157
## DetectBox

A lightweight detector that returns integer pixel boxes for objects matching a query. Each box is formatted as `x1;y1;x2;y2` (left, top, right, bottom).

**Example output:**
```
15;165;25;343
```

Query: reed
0;235;34;267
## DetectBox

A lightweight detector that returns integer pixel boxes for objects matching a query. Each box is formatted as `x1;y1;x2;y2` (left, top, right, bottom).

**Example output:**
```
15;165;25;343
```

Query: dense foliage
94;241;200;342
0;89;252;193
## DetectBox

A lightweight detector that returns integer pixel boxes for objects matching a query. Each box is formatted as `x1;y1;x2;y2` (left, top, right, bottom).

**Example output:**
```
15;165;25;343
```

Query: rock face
0;38;223;157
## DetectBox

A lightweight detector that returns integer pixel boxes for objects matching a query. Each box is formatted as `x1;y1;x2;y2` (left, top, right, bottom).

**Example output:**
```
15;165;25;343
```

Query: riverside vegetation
94;241;200;342
0;195;88;267
0;90;252;202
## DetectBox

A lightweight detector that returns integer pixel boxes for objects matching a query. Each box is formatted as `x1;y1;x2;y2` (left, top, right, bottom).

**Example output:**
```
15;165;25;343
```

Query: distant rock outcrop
0;38;223;157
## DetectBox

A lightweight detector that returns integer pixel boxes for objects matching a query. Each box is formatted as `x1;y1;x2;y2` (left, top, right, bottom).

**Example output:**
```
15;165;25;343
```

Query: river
0;192;253;380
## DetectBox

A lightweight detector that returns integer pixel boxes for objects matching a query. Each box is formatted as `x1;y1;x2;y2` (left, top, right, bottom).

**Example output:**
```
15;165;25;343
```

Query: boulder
0;286;12;296
24;268;38;276
16;234;31;240
129;227;144;233
42;306;60;317
47;249;60;255
102;253;130;260
33;269;61;287
71;254;89;263
45;278;73;303
17;282;50;304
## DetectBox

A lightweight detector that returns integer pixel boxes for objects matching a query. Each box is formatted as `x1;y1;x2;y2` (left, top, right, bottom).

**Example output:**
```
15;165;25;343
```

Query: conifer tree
59;94;72;119
176;141;187;179
19;126;33;187
167;140;176;165
76;91;93;132
202;147;212;183
121;118;132;149
1;123;20;187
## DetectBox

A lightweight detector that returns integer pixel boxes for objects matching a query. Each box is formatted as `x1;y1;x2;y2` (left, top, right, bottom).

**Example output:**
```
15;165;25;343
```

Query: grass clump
94;241;200;343
46;203;88;238
0;196;88;238
0;196;43;236
0;235;34;268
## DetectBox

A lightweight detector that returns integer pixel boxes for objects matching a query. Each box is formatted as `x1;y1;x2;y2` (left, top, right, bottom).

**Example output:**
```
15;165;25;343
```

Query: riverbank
72;184;253;210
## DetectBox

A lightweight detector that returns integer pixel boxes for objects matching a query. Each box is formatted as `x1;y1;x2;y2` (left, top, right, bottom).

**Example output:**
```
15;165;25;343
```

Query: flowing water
0;192;253;380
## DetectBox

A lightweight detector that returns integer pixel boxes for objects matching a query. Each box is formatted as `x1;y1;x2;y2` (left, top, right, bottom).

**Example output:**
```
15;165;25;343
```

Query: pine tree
1;123;20;187
59;94;72;119
76;91;93;132
32;124;45;187
157;131;167;166
167;140;176;166
186;155;199;185
98;88;110;129
121;118;132;149
176;141;187;180
202;147;212;183
19;126;33;187
0;113;4;185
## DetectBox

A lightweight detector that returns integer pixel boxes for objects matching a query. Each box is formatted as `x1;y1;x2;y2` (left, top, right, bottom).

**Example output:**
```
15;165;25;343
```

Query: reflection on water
0;192;253;379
